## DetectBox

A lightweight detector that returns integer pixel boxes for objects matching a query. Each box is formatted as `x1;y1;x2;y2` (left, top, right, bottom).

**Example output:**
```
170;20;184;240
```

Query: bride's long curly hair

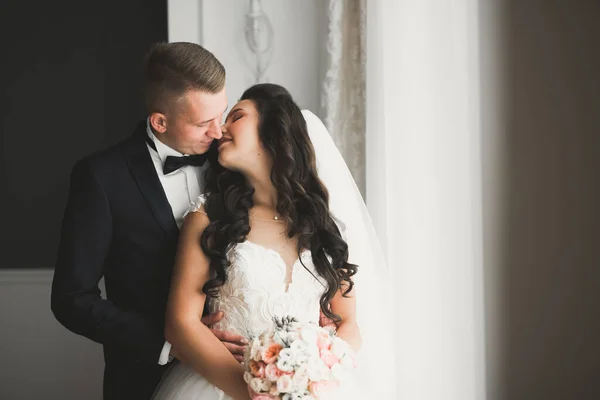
200;83;357;322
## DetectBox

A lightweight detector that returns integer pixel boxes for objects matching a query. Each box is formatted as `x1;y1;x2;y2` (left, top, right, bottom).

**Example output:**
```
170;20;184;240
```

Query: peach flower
261;343;283;364
249;360;267;378
309;380;339;398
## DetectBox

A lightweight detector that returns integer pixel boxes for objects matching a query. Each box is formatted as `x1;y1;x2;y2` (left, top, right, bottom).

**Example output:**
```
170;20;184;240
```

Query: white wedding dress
152;111;395;399
151;196;359;400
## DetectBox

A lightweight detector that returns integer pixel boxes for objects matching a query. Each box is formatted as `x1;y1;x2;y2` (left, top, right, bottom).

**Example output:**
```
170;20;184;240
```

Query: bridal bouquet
244;316;357;400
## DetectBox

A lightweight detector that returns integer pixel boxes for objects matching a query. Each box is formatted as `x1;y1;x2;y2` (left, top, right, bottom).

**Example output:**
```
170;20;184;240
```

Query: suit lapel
124;121;179;240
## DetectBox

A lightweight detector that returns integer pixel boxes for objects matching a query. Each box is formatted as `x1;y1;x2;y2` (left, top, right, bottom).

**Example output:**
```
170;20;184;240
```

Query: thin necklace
249;213;284;222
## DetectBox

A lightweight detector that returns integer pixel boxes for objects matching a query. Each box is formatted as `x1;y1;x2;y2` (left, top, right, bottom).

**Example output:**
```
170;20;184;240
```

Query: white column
167;0;203;44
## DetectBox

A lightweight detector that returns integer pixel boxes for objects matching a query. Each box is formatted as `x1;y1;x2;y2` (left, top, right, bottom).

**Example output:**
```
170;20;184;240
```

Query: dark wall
497;1;600;399
0;0;167;268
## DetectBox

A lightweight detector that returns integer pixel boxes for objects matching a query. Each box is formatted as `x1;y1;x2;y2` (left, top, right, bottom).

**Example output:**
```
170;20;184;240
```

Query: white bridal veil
302;110;397;398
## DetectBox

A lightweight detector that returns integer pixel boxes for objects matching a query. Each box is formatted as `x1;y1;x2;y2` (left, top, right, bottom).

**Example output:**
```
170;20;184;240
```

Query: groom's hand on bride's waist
201;311;248;363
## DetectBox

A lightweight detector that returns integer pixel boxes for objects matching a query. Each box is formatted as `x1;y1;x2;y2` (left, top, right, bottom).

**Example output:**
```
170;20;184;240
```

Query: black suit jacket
52;122;180;400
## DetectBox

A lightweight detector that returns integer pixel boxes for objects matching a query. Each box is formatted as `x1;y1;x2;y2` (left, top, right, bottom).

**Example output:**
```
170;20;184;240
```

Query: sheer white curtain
366;1;486;399
320;0;366;195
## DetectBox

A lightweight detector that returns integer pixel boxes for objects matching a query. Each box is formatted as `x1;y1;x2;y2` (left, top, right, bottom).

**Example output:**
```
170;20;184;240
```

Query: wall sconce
244;0;273;83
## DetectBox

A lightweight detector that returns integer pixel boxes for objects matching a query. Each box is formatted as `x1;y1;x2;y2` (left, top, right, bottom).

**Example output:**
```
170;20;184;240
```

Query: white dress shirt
146;121;206;229
144;120;207;364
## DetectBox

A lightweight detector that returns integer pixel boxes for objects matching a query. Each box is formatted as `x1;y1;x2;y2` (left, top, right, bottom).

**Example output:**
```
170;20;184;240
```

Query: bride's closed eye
226;107;244;123
230;111;244;123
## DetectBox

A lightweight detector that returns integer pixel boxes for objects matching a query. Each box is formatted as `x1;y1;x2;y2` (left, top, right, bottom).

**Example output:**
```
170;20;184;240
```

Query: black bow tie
145;135;208;174
163;154;208;174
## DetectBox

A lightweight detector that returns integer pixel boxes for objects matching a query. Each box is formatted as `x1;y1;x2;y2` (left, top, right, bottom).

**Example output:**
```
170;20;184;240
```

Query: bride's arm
330;285;362;352
164;211;250;400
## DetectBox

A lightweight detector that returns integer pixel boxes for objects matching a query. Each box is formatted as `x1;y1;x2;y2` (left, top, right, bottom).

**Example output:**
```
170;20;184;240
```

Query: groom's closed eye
197;106;229;127
194;119;211;127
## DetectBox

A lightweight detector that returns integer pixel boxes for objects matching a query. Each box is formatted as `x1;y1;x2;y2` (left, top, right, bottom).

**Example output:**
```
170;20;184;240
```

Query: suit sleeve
51;159;166;364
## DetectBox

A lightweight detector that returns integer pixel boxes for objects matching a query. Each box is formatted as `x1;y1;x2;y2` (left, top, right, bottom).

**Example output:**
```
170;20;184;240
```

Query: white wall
168;0;203;44
169;0;324;114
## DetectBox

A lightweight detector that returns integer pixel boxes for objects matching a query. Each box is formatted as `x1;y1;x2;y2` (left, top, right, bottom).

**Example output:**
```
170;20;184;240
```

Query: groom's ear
149;113;168;134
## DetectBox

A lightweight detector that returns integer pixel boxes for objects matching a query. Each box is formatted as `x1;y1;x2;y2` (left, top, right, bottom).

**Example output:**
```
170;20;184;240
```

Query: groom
51;42;247;400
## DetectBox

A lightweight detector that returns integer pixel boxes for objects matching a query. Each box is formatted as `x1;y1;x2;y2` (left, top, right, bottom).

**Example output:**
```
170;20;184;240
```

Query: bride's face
218;99;269;171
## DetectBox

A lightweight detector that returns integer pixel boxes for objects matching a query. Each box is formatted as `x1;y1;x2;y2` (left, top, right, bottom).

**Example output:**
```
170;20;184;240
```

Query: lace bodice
187;195;327;339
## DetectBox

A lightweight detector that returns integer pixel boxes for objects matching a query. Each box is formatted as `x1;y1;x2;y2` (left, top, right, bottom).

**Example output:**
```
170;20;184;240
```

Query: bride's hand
201;311;248;362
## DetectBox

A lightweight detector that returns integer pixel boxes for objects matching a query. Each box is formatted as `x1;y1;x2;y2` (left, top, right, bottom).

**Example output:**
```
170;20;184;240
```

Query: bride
152;84;394;400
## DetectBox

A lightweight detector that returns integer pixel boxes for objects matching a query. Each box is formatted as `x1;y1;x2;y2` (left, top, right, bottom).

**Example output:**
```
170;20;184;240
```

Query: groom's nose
206;119;223;139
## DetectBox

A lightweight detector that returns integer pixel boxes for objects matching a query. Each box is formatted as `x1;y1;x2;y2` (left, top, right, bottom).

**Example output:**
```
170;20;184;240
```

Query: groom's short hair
143;42;226;114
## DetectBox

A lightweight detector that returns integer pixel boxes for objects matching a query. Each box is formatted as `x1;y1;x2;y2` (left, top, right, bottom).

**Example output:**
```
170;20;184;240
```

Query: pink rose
309;380;340;398
249;360;267;378
320;349;340;368
261;343;283;364
316;331;331;351
265;363;285;382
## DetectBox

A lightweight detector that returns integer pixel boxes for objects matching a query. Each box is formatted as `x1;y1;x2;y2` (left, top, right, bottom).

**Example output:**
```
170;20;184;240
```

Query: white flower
274;330;290;346
279;348;295;362
250;377;266;393
330;363;348;382
277;348;296;372
340;354;356;369
307;356;330;381
243;371;253;384
330;337;350;359
294;363;309;375
277;374;294;393
294;352;309;366
278;348;292;359
283;393;308;400
291;339;308;354
277;357;295;372
292;365;310;390
250;338;263;362
287;331;300;342
300;327;318;345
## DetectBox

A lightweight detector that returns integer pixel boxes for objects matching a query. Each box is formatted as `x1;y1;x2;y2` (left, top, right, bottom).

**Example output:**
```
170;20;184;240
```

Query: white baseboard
0;268;54;284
